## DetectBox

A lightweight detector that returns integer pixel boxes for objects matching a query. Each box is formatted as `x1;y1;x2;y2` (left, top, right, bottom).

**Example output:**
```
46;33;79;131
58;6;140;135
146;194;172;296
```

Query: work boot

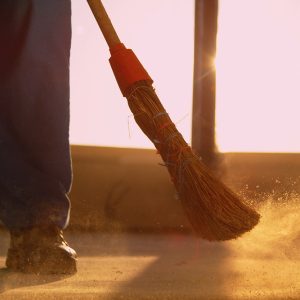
6;226;77;274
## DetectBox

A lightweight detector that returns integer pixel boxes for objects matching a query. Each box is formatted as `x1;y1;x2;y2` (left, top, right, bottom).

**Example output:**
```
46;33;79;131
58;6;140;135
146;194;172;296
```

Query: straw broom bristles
126;82;260;241
87;0;260;241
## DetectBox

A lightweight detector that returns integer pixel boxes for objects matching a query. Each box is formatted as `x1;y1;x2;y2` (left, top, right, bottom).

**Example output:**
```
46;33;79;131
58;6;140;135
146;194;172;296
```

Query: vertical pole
192;0;218;164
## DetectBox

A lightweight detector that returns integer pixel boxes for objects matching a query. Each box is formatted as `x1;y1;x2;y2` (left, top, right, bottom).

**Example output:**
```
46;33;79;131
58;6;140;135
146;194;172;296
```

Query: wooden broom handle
87;0;121;48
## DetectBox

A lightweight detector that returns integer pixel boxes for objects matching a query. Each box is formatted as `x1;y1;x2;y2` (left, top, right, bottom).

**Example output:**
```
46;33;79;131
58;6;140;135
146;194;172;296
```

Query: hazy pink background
70;0;300;152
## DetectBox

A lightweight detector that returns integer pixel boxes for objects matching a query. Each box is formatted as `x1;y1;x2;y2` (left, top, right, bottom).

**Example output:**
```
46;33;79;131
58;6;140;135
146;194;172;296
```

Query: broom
87;0;260;241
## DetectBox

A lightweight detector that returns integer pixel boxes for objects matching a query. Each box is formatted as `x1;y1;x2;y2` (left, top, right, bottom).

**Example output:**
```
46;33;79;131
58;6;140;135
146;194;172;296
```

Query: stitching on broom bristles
152;111;168;120
126;86;145;100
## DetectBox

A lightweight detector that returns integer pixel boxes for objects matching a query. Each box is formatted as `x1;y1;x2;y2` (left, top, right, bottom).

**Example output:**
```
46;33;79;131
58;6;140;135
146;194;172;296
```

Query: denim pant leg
0;0;72;230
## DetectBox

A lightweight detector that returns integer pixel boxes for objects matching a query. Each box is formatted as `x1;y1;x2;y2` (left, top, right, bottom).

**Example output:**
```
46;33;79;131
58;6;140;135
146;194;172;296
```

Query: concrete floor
0;202;300;300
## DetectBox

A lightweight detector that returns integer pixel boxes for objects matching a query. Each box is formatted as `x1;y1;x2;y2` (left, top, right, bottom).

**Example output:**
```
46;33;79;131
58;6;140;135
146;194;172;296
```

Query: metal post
192;0;218;164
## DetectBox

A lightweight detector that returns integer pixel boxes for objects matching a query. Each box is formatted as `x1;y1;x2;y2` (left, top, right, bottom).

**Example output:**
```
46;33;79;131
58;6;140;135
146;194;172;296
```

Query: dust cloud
235;195;300;260
215;193;300;298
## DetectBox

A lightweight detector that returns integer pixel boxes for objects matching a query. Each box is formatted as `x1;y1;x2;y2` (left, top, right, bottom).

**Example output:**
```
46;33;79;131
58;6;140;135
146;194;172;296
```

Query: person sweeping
0;0;259;277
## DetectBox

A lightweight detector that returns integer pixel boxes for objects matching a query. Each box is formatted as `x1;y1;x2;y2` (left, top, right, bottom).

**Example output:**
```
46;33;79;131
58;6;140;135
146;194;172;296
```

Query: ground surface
0;202;300;300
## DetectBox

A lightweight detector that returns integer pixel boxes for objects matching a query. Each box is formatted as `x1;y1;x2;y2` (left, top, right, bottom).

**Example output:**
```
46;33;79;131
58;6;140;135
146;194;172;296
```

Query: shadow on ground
0;268;74;295
108;237;232;300
67;232;233;300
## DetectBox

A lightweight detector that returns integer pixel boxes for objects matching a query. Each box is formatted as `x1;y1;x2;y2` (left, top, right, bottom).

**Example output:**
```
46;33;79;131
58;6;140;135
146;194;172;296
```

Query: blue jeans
0;0;72;230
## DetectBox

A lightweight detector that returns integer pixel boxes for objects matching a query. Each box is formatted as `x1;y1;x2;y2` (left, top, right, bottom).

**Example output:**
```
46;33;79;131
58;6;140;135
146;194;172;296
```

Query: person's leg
0;0;76;274
0;0;71;231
